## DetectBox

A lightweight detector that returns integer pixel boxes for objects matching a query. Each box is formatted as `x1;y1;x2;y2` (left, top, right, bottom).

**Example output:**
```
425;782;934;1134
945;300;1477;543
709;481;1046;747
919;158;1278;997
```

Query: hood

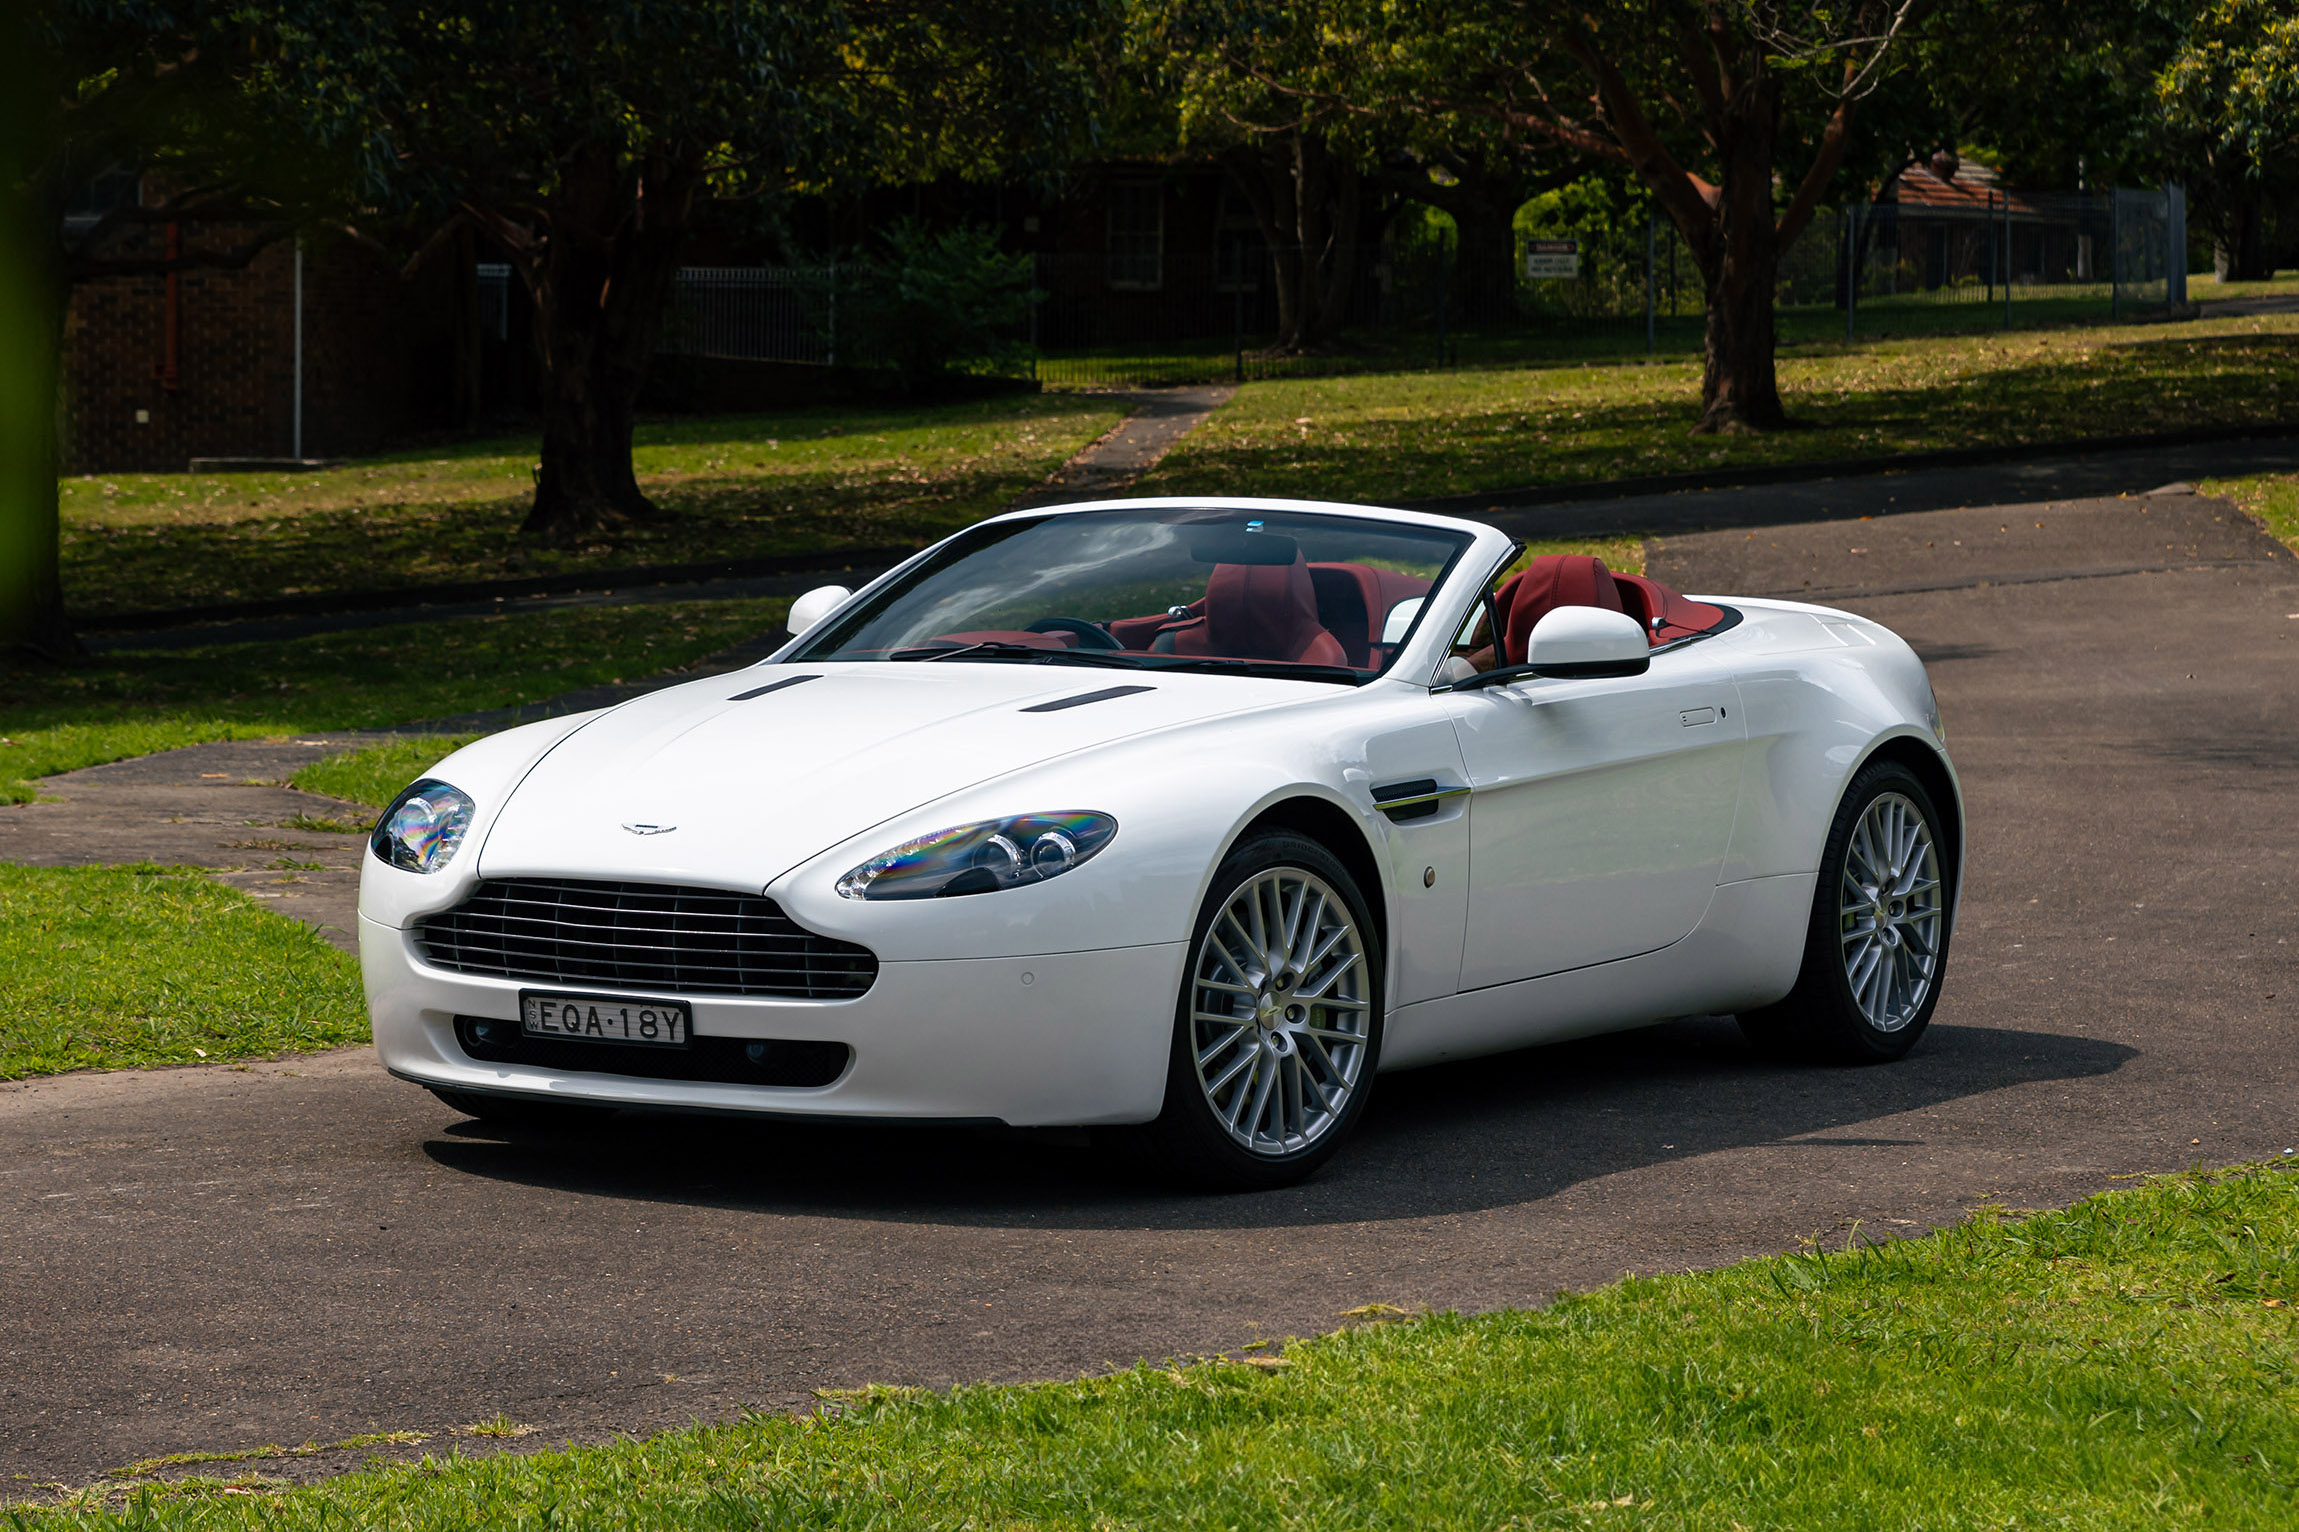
476;661;1319;889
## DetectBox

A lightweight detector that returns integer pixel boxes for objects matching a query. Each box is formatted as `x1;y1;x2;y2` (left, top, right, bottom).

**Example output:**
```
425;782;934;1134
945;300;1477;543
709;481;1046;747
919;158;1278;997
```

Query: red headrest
1496;555;1624;665
1168;555;1349;666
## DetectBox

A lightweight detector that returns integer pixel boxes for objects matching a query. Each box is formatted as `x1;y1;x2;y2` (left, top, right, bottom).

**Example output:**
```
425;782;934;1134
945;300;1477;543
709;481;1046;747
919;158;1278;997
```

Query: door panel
1445;649;1746;989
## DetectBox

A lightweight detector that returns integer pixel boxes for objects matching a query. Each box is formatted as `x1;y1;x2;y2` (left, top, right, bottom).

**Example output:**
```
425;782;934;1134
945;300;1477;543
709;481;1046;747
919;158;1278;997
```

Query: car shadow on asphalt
418;1017;2134;1230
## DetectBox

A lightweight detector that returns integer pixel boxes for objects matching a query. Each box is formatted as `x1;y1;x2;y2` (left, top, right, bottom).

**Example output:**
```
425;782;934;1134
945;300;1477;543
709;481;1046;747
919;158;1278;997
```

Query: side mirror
1523;606;1651;679
1379;596;1425;646
787;584;852;637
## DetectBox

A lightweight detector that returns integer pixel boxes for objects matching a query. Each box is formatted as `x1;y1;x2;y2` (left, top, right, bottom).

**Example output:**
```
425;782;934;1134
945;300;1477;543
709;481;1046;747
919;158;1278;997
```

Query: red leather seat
1309;562;1432;667
1494;555;1625;665
1165;556;1350;666
1609;571;1728;644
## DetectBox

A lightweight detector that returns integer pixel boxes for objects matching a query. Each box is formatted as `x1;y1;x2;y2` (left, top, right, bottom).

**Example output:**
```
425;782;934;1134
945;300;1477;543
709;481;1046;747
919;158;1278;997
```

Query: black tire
427;1086;614;1130
1147;831;1384;1190
1739;758;1954;1063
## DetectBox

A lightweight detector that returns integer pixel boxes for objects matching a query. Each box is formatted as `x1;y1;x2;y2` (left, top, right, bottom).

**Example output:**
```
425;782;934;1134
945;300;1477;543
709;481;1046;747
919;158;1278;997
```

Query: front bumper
360;913;1185;1126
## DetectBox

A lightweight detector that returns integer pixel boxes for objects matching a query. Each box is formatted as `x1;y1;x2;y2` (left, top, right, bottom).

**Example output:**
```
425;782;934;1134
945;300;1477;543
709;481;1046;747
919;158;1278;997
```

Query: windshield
791;507;1474;683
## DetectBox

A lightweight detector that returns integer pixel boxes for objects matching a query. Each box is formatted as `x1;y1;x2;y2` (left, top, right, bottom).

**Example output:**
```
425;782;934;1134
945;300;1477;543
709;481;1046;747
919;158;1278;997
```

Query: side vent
1370;778;1470;823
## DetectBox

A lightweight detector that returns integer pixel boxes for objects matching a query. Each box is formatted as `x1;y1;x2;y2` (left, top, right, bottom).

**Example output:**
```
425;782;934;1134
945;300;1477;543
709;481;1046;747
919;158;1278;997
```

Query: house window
1215;186;1260;292
1107;182;1163;289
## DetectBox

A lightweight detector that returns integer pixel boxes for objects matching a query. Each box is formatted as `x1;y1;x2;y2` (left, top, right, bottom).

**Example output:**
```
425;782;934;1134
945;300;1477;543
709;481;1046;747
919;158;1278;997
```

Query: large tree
2159;0;2299;280
1;1;384;656
382;0;1105;543
1405;2;1929;432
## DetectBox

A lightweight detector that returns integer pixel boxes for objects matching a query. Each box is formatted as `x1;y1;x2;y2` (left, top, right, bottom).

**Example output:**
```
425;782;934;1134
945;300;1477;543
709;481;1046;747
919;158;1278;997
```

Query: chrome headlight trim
371;779;476;874
837;812;1117;901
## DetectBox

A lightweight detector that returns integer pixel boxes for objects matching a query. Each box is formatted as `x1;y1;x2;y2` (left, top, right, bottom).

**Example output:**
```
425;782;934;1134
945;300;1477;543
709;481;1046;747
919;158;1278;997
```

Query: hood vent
728;674;820;701
1020;684;1156;714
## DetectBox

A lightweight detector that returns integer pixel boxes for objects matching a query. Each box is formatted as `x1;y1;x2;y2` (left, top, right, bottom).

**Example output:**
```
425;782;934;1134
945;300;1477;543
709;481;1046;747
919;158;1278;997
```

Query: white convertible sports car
361;497;1960;1187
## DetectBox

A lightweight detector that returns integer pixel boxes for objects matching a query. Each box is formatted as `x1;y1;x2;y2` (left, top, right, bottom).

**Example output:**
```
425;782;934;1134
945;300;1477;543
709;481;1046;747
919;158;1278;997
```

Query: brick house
61;187;465;474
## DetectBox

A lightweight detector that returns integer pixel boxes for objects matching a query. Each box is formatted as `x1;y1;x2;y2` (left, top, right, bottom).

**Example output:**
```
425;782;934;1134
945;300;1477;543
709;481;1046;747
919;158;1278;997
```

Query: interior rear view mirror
787;584;852;636
1523;606;1651;679
1188;528;1300;566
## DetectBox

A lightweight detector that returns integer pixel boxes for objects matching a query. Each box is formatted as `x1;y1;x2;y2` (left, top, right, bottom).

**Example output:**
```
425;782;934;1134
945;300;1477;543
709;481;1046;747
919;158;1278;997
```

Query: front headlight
371;779;476;873
837;812;1117;900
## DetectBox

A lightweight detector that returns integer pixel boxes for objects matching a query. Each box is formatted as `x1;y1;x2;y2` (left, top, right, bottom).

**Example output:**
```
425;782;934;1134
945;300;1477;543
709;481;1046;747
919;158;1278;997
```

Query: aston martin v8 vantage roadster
361;497;1961;1187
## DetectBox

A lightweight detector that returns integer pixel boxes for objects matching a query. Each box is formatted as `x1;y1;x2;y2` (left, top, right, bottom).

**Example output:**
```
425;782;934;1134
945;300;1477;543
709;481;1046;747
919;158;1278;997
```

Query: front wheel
1147;831;1383;1190
1740;758;1953;1063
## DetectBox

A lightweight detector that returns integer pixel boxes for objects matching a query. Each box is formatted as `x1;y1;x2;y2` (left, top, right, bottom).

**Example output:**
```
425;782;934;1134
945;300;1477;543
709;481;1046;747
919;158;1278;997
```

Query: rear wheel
1740;759;1953;1063
1148;832;1383;1190
427;1087;614;1130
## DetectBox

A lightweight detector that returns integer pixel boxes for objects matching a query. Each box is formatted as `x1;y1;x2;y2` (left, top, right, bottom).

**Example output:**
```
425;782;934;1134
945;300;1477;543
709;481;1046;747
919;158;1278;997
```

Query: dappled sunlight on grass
59;397;1126;616
1139;314;2299;506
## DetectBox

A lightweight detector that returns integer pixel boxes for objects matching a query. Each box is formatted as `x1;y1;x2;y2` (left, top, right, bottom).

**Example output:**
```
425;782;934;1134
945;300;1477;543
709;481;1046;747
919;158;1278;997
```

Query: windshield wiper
888;640;1148;668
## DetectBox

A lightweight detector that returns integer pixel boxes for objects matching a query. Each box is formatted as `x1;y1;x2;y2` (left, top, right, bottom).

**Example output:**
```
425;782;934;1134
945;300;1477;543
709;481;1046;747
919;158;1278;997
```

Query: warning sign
1524;240;1580;280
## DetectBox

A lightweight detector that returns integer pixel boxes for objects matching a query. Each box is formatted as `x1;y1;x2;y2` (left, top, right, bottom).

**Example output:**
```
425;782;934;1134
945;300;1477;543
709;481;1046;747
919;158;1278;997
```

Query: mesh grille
414;878;878;999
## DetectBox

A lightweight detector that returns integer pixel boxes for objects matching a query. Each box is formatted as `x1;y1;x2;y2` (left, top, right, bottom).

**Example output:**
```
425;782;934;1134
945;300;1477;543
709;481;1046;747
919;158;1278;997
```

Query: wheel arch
1232;794;1391;961
1855;734;1964;900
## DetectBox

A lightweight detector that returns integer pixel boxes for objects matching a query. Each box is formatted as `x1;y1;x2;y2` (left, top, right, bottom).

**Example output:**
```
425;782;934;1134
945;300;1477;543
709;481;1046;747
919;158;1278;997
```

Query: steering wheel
1026;617;1123;651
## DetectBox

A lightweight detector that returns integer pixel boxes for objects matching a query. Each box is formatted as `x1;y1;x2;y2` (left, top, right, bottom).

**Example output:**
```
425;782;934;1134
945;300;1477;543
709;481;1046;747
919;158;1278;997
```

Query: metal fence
635;183;2186;392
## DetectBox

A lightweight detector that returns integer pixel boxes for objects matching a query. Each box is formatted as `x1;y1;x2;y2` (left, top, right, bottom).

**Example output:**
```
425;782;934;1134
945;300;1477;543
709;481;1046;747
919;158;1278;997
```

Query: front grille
414;878;878;999
454;1016;851;1088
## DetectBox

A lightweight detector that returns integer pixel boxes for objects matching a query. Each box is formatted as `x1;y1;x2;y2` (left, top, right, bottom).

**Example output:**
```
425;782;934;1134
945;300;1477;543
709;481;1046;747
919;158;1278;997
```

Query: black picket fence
586;183;2190;394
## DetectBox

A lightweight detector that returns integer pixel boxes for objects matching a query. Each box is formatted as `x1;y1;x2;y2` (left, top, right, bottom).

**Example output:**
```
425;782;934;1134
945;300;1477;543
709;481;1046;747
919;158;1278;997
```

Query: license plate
520;992;690;1047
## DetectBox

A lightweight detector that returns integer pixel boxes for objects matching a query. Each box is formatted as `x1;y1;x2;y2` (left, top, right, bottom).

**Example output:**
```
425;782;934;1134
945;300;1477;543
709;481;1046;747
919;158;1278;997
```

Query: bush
844;222;1037;389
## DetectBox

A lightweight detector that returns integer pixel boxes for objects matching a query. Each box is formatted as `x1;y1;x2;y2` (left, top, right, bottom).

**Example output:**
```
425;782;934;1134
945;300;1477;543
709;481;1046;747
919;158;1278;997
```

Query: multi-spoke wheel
1740;759;1955;1063
1150;831;1382;1188
1837;791;1944;1033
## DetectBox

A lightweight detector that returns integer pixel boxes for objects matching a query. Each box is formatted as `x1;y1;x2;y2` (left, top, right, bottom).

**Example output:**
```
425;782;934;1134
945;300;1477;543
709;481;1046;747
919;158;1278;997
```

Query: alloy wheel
1188;867;1371;1157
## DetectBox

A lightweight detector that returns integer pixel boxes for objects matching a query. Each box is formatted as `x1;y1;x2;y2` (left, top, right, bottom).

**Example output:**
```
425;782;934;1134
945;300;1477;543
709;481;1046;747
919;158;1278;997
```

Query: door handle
1679;706;1717;727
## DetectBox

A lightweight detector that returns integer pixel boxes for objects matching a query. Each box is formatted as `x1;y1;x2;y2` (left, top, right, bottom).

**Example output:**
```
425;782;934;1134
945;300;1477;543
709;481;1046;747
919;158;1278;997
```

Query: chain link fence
637;183;2185;393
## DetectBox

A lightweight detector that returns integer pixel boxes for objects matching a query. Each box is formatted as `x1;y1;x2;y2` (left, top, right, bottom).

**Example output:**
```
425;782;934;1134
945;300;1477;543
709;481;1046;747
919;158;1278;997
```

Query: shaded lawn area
0;865;364;1078
0;596;790;802
28;1165;2298;1523
60;395;1127;618
1136;313;2299;506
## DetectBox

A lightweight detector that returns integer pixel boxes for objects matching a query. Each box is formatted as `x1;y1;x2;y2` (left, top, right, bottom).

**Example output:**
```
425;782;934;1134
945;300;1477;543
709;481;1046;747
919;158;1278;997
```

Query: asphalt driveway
5;489;2295;1494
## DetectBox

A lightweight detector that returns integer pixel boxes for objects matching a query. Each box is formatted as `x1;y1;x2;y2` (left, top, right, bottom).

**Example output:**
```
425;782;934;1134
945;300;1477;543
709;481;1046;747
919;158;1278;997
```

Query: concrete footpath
5;485;2295;1494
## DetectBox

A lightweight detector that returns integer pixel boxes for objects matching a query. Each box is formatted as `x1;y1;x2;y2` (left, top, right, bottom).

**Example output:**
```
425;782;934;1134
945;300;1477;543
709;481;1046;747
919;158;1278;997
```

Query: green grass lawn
289;735;483;811
0;865;365;1078
1137;312;2299;505
2;596;790;803
2203;471;2299;553
59;396;1126;618
27;1164;2298;1523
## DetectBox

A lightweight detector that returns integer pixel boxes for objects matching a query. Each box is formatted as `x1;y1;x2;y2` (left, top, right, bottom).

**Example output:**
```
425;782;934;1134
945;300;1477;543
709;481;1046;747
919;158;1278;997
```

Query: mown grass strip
2204;471;2299;555
0;865;366;1078
289;737;483;813
1;596;790;803
24;1165;2298;1525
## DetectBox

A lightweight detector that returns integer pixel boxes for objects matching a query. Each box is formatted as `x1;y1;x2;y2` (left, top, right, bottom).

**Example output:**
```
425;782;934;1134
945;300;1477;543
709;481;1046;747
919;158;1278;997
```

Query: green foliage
2158;0;2299;172
26;1165;2299;1523
290;737;481;812
840;223;1040;387
0;864;365;1078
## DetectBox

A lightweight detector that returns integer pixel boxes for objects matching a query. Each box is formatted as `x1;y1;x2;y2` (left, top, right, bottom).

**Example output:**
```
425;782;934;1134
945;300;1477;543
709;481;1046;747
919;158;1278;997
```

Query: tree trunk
0;51;80;658
2216;182;2269;282
1686;65;1788;433
520;142;702;542
1225;131;1365;354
